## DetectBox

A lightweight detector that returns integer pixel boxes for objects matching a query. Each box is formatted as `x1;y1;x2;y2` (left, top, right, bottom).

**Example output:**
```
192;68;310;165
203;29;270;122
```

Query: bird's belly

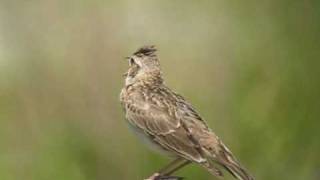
126;121;174;157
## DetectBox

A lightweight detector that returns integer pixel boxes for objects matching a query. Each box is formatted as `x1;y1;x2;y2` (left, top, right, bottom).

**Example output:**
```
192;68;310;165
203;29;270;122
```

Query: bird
120;45;254;180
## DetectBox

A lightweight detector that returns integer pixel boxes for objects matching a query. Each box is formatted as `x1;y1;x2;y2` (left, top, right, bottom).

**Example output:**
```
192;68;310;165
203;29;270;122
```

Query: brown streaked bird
120;45;254;180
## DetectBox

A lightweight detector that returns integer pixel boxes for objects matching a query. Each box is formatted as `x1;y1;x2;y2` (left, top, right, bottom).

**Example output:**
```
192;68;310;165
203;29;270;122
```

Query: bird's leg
145;158;191;180
163;160;191;176
158;158;184;175
156;160;191;180
146;158;182;180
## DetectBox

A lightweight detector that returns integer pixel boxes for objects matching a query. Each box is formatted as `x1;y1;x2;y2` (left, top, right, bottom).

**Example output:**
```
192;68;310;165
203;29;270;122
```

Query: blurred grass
0;0;320;179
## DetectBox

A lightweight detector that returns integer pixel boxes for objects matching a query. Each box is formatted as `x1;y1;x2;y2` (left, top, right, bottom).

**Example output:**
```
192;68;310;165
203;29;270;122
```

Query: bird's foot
145;173;184;180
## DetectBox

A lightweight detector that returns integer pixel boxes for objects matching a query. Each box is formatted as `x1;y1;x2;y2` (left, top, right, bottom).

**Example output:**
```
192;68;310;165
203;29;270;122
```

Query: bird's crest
134;45;157;56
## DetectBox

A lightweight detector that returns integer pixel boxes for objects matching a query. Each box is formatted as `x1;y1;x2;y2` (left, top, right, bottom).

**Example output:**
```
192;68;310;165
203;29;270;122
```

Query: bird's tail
216;143;254;180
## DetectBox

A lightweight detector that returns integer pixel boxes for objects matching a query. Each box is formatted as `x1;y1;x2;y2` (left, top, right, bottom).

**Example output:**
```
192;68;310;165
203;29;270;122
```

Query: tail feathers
221;161;254;180
218;144;254;180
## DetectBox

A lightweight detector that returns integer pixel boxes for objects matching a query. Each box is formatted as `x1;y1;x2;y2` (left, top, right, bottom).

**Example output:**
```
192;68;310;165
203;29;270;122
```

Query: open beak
123;72;128;77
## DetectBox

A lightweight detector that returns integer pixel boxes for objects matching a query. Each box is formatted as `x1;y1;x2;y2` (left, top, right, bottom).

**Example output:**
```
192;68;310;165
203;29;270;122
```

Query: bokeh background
1;0;320;179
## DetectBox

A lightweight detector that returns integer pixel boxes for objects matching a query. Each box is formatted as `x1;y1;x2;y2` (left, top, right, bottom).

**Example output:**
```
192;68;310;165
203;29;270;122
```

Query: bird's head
124;45;162;86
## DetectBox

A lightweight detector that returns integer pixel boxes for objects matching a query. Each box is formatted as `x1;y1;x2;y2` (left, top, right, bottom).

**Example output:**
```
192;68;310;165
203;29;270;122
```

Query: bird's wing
125;91;207;163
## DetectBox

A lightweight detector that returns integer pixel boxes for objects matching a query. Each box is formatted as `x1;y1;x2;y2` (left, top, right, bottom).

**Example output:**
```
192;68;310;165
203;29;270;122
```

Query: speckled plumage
120;45;253;180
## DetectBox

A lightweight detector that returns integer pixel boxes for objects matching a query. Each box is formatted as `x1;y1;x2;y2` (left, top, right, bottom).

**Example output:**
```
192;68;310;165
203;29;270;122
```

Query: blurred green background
0;0;320;179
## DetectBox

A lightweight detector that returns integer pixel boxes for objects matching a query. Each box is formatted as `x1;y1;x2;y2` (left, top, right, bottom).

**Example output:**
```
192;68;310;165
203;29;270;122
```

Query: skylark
120;45;254;180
